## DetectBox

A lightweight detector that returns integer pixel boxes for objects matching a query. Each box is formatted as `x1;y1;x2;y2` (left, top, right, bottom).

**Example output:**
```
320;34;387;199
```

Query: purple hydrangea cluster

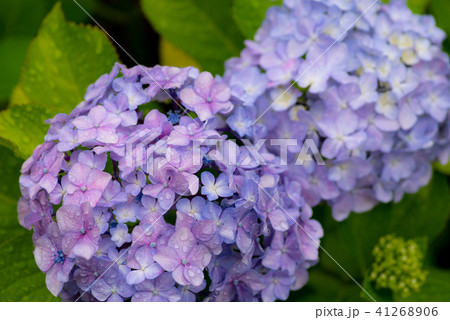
223;0;450;220
18;63;322;301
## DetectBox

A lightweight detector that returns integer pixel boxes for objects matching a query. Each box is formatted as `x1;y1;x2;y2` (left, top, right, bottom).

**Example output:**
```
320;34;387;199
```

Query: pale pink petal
96;127;119;144
171;265;189;286
179;87;205;109
153;247;180;272
194;72;214;98
87;169;111;191
188;244;211;268
183;264;204;286
56;206;83;233
34;236;56;272
89;106;107;125
71;235;98;260
193;103;213;121
211;83;231;102
168;227;196;258
126;270;146;285
72;116;93;130
68;163;91;188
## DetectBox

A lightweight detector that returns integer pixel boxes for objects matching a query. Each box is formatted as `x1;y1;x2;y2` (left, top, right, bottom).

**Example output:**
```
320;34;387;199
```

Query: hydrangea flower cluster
18;63;322;301
223;0;450;220
369;234;427;298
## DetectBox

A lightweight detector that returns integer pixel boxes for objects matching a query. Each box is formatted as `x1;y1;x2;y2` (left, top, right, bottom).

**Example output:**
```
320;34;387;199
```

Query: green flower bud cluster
369;234;427;298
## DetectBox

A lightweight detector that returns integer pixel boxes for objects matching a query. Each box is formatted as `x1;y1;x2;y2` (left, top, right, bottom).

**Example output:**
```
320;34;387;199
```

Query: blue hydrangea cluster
223;0;450;221
18;63;322;301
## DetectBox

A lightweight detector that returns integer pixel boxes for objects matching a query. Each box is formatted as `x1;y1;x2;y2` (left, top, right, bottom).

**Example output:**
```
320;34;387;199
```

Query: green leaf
0;105;53;158
141;0;244;74
430;0;450;53
232;0;282;39
8;84;32;107
160;37;201;69
430;0;450;32
0;2;119;157
0;146;22;199
0;0;55;39
319;172;450;279
434;161;450;175
407;0;430;13
0;146;58;301
0;0;94;39
0;37;31;103
20;2;119;114
0;1;97;104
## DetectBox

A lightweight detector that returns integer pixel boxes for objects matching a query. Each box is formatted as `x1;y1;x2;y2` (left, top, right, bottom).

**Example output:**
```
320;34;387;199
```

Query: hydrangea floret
223;0;450;221
18;62;322;301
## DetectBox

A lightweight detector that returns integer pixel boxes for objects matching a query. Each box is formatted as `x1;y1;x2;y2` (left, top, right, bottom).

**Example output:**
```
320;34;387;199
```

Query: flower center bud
233;279;239;286
53;250;65;264
206;97;212;103
80;227;86;234
182;259;189;265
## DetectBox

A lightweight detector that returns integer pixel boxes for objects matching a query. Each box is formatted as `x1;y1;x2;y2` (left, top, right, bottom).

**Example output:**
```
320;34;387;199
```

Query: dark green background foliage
0;0;449;301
